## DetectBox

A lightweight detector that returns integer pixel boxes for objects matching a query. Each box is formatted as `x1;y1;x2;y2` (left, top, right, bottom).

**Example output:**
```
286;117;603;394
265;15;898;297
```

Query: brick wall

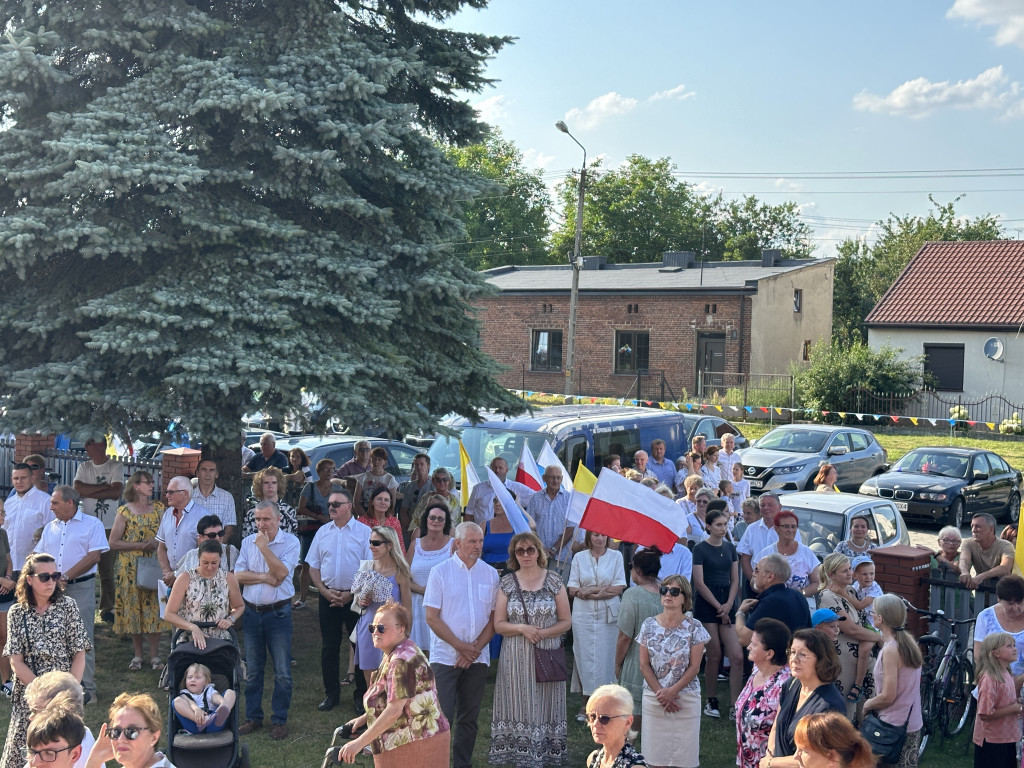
872;546;933;636
15;433;55;463
477;293;753;399
159;447;202;493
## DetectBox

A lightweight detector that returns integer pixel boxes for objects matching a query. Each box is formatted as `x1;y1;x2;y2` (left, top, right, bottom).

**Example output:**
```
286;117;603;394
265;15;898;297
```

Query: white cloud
473;94;508;125
649;84;696;102
948;0;1024;48
521;148;555;171
774;177;805;194
852;65;1022;118
564;92;638;130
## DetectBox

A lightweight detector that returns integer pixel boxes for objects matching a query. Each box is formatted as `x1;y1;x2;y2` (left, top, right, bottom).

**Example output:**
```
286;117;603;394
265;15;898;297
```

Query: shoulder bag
511;574;568;683
136;555;162;591
860;699;913;764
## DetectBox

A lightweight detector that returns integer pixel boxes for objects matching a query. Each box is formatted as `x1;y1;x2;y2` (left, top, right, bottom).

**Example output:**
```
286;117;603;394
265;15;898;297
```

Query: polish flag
581;468;689;552
515;443;543;491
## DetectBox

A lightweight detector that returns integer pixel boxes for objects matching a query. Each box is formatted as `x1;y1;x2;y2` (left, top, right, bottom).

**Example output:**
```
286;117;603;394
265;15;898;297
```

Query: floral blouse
587;742;648;767
364;638;450;754
835;540;877;559
735;666;791;768
636;615;710;694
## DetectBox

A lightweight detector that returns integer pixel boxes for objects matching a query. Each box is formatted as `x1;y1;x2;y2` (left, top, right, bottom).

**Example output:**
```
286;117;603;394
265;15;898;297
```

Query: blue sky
449;0;1024;253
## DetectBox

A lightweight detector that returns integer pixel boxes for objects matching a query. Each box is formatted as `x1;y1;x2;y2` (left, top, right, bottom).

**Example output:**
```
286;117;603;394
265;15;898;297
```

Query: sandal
128;657;143;672
340;672;356;687
151;657;164;671
292;599;306;610
845;683;863;703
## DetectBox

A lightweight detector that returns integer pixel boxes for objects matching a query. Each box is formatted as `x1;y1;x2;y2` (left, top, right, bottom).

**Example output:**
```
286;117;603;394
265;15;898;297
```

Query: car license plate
750;480;763;489
894;501;908;511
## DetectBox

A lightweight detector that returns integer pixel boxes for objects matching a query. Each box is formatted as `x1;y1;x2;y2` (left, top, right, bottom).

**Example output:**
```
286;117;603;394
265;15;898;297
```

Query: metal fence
844;388;1024;426
46;448;164;491
696;371;796;409
925;568;994;647
0;435;14;491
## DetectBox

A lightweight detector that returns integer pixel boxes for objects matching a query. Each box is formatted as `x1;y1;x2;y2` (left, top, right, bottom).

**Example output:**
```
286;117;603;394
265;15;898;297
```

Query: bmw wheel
948;498;965;530
1006;492;1020;525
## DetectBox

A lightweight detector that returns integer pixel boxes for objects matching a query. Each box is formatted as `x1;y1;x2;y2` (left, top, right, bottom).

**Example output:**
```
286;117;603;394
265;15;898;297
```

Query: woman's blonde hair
371;526;411;582
109;692;162;734
794;712;875;768
819;552;850;593
976;631;1015;687
872;594;922;669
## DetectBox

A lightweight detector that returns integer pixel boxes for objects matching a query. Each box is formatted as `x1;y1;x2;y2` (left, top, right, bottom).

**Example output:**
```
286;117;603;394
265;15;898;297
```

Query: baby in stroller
173;663;237;734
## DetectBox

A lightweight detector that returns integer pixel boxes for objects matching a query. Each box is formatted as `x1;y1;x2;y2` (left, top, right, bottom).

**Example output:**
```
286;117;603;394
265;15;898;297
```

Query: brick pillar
871;545;932;636
15;433;55;463
159;448;202;494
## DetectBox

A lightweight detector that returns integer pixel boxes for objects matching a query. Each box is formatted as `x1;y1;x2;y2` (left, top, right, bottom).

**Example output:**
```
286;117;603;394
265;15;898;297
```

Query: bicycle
904;600;976;757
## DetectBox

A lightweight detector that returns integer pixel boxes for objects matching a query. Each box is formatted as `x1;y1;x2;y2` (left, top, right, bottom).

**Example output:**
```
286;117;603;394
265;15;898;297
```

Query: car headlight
917;492;948;502
774;464;808;475
859;485;878;496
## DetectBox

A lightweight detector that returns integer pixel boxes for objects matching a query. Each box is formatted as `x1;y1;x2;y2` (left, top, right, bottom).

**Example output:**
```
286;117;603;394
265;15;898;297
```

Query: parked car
275;436;422;483
779;491;911;560
738;425;887;494
858;447;1022;528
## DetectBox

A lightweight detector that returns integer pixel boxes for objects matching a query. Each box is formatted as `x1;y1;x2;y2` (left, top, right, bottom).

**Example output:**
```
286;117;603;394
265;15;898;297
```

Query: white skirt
641;686;701;767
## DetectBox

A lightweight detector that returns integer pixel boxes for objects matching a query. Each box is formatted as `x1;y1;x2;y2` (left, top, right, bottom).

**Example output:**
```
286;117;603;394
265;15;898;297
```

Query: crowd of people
2;430;1024;768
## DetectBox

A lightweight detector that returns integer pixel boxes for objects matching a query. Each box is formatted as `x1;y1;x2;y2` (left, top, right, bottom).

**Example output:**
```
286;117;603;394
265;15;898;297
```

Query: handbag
511;574;568;683
860;701;913;764
136;556;162;591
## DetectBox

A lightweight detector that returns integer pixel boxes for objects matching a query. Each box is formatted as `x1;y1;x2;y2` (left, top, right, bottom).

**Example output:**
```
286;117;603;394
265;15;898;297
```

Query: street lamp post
555;120;586;398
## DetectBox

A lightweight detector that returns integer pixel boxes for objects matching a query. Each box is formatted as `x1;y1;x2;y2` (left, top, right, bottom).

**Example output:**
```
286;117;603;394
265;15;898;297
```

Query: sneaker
717;672;728;682
703;699;720;718
728;705;737;720
1;681;12;698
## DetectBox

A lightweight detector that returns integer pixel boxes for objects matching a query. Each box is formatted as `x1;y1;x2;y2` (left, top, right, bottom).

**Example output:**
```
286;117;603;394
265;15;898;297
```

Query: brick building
477;250;834;399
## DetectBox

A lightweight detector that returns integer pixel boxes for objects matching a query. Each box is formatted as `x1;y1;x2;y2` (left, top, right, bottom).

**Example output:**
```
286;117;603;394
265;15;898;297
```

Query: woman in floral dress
338;600;450;766
165;540;244;648
735;618;791;768
109;471;165;671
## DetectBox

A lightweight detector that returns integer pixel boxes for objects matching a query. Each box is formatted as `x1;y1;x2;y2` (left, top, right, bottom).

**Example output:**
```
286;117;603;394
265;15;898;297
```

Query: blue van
426;405;747;480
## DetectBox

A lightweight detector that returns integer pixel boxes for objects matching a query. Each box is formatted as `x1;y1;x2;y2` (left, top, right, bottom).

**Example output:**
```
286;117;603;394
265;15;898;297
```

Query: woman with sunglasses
407;502;454;649
354;527;412;688
490;532;572;767
164;540;244;650
637;575;709;768
87;692;174;768
357;487;406;557
409;470;462;537
1;553;89;768
584;683;648;768
108;471;165;672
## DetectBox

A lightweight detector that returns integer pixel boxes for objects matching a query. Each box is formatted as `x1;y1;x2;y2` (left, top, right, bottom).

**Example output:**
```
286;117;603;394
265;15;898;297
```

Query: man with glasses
333;440;372;479
736;491;781;598
306;489;372;712
173;515;239;576
425;522;497;768
23;695;87;768
191;459;237;543
155;476;205;617
35;486;109;705
4;463;52;577
734;553;811;646
72;436;123;624
236;501;300;740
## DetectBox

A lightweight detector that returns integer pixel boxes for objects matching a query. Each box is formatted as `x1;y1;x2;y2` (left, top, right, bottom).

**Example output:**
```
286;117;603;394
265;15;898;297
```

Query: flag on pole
567;464;598;527
581;468;688;552
538;443;574;494
487;468;531;534
515;443;543;491
459;440;480;508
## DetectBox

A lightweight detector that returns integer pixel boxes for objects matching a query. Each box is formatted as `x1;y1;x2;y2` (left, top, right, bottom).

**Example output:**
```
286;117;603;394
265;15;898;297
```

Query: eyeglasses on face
328;501;351;509
202;531;225;539
787;649;813;662
658;586;682;597
514;546;537;557
426;515;446;523
776;524;798;530
32;572;62;583
24;745;74;763
166;488;187;495
585;713;629;725
369;624;396;634
106;726;151;741
369;540;387;547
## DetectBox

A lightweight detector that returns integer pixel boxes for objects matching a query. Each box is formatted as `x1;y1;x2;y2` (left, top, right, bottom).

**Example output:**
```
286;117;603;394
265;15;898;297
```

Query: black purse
511;574;568;683
860;701;913;764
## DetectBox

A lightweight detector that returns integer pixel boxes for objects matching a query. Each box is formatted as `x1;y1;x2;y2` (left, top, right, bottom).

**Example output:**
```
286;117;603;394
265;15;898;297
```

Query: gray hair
254;499;280;517
634;450;649;461
972;512;997;531
654;484;674;499
454;522;483;540
588;684;637;737
757;553;791;582
741;497;760;514
25;671;85;716
168;475;192;492
259;431;276;445
937;525;962;543
52;485;80;507
695;487;717;502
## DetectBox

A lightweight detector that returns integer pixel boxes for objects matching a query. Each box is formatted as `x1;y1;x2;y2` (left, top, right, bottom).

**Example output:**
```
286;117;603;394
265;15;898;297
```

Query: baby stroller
163;623;249;768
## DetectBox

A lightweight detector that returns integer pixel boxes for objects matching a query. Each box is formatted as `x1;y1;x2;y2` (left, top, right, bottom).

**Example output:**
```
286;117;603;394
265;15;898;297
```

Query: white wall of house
868;328;1024;403
750;261;834;374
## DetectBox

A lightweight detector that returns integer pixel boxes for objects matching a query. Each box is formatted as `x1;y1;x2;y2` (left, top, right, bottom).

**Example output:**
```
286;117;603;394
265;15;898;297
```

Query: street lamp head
554;120;569;134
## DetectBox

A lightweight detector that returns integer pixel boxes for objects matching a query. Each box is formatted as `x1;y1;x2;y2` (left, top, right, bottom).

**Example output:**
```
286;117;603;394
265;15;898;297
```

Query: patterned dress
587;743;648;767
490;571;567;767
174;568;232;644
113;503;165;636
735;666;792;768
818;587;874;716
616;586;663;712
1;597;90;768
241;501;297;538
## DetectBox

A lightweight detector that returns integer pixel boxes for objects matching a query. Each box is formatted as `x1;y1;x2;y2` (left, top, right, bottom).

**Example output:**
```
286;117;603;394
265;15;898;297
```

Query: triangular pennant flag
760;407;768;413
891;416;899;423
986;422;995;430
838;412;847;419
715;405;722;412
910;418;918;425
744;406;752;413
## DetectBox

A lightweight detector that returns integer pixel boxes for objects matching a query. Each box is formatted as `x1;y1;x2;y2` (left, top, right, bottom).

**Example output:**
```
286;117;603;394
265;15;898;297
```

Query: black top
693;540;737;586
244;449;289;473
746;582;812;630
773;677;846;757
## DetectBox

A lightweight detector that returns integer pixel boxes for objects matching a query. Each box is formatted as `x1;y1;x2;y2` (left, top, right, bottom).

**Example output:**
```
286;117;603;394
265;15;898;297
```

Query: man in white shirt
73;437;124;622
737;491;781;598
717;433;740;481
191;459;237;543
236;500;300;740
464;456;534;525
425;522;497;768
4;462;52;574
156;476;205;617
36;485;109;703
307;489;372;711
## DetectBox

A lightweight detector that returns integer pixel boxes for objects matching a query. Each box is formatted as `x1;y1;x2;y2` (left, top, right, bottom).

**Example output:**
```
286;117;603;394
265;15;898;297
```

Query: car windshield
791;507;846;555
427;427;553;479
892;450;968;479
755;429;828;453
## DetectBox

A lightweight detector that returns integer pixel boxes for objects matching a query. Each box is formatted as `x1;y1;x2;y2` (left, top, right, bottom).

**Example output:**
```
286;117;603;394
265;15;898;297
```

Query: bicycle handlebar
901;598;976;626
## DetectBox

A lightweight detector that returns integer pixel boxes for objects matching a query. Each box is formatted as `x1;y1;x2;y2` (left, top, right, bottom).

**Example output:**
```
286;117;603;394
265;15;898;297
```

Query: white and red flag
515;442;544;491
580;468;688;552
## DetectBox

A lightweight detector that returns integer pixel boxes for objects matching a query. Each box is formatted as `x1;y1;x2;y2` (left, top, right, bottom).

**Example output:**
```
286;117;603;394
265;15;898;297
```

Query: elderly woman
1;553;89;768
108;471;164;671
637;575;710;768
339;601;450;766
358;487;406;556
793;712;877;768
165;540;244;649
762;629;845;768
569;531;626;719
490;531;572;768
242;467;296;538
615;550;662;731
585;683;648;768
86;692;174;768
813;464;839;492
353;448;400;515
408;502;454;649
294;457;335;609
931;525;962;572
410;469;461;535
974;574;1024;677
736;618;792;768
25;672;94;768
835;514;878;559
752;510;820;611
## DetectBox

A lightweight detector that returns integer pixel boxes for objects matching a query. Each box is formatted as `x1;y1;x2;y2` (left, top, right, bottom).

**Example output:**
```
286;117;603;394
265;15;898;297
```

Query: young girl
730;462;750;514
973;632;1022;766
173;663;236;733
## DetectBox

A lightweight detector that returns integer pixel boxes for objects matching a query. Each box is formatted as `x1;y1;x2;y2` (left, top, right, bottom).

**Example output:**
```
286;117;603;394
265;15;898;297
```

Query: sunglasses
369;624;395;634
202;531;225;539
106;726;151;741
514;546;537;557
328;501;351;509
426;515;446;523
24;745;73;762
585;713;629;725
369;540;387;547
32;572;62;583
659;586;682;597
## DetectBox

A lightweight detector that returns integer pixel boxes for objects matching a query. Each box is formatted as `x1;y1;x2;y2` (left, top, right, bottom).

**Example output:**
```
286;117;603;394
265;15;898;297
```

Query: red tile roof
865;240;1024;329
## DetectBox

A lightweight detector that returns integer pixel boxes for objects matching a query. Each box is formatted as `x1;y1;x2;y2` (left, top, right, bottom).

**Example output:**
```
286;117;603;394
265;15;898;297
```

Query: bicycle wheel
917;671;937;758
941;657;975;737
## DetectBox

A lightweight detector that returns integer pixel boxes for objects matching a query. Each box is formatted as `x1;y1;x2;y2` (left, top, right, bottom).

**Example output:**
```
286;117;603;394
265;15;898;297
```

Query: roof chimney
761;249;782;267
581;256;607;271
662;251;696;269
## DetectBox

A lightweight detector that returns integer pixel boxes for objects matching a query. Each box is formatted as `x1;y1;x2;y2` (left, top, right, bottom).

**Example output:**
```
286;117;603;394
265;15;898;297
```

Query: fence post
15;433;56;464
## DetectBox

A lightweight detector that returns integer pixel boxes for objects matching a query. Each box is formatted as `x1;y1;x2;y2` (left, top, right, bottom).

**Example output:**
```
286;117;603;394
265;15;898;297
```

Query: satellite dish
984;337;1004;361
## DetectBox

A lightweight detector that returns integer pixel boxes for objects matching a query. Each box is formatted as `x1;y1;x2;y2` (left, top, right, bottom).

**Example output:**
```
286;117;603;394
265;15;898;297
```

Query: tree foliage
0;0;523;450
444;129;552;269
832;196;1003;345
794;341;926;414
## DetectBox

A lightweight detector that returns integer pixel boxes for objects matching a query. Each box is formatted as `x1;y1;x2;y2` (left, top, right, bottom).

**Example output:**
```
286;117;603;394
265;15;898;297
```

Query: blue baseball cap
811;608;846;627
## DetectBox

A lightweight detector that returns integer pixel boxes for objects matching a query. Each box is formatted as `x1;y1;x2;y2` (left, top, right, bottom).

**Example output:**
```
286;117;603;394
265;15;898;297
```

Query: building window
802;340;811;361
924;344;965;391
794;289;803;313
531;330;562;371
615;331;650;374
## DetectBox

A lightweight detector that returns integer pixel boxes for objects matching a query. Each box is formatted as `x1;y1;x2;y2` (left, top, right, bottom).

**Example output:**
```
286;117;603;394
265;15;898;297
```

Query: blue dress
354;574;400;671
483;520;515;569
